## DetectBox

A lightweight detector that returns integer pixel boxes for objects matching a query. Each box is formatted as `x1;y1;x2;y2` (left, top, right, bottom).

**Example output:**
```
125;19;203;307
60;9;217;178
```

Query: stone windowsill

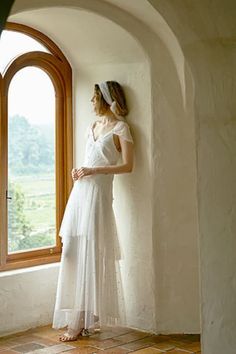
0;262;60;278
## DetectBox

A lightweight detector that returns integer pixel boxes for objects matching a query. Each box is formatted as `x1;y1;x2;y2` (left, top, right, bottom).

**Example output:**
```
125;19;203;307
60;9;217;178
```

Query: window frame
0;22;73;271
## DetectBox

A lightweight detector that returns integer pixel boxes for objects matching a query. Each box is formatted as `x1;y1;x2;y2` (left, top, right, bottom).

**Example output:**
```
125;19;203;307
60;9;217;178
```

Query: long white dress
52;120;133;334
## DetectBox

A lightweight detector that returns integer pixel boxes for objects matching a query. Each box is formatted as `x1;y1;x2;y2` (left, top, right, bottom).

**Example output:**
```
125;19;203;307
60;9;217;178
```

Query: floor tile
102;347;132;354
10;342;46;353
27;344;76;354
108;327;133;335
91;338;124;349
169;334;200;342
0;343;10;350
113;332;150;343
24;336;58;347
0;327;200;354
0;336;58;351
61;338;99;348
92;329;132;340
167;349;195;354
152;341;176;351
90;332;120;341
131;348;165;354
120;337;156;351
64;347;101;354
175;342;201;352
146;335;170;344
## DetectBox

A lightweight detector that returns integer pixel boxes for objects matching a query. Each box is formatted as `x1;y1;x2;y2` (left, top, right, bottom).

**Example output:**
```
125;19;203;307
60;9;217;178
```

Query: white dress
52;120;133;333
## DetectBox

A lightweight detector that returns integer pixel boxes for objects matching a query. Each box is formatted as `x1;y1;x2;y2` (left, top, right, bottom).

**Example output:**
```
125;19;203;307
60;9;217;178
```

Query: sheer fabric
112;121;133;143
52;120;133;333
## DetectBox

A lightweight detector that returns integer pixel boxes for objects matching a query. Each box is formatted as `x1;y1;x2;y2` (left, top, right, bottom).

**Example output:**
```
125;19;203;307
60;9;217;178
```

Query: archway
2;0;199;336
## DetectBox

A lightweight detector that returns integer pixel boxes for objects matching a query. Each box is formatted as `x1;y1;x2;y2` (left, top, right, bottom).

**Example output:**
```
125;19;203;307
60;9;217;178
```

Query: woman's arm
75;137;134;180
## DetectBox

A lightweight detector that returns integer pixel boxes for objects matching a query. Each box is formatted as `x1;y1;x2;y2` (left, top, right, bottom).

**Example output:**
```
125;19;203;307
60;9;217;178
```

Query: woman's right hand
71;168;78;181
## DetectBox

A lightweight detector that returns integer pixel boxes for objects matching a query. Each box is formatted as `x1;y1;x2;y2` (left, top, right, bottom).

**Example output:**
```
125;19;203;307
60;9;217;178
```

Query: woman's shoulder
114;119;130;130
113;120;133;143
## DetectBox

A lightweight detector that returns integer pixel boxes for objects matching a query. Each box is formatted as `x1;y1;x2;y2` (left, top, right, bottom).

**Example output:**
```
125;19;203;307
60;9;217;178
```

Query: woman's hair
93;81;129;117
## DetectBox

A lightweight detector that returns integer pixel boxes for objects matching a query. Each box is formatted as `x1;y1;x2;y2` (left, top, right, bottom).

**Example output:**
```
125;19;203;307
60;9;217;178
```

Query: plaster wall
151;60;199;333
148;1;236;351
187;41;236;354
1;0;200;336
0;264;59;336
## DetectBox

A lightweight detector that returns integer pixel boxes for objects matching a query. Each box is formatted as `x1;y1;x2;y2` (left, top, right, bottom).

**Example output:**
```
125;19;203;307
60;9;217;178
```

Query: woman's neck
100;113;117;125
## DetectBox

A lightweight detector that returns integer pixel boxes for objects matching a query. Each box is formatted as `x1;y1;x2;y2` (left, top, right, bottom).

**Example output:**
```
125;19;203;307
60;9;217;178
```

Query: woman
52;81;134;342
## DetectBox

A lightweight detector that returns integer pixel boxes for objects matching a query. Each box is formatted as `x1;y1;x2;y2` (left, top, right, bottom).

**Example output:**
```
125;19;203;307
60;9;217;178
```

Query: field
9;173;56;251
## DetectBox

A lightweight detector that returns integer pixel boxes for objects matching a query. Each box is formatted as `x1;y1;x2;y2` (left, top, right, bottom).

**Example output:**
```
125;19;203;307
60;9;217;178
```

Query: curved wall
0;0;200;335
149;1;236;353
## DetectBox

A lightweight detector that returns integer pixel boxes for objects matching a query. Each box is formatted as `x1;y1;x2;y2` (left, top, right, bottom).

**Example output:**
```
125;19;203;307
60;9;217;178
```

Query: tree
8;181;54;252
8;115;55;176
8;181;32;252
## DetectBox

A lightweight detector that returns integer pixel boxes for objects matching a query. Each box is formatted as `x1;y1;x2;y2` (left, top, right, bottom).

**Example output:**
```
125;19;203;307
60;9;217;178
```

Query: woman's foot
59;327;83;342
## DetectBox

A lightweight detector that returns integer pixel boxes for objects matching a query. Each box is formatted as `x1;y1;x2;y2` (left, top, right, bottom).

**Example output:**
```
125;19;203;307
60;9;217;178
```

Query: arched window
0;23;73;271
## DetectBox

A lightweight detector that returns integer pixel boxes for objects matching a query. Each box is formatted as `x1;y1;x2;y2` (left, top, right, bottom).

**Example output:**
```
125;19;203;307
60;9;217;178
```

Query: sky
0;30;55;126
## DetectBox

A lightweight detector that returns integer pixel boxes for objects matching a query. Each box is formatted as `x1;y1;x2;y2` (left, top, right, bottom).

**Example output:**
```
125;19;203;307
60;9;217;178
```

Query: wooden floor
0;325;201;354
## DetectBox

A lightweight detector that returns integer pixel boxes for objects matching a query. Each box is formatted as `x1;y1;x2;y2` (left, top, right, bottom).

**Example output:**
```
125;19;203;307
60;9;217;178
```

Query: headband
98;82;125;121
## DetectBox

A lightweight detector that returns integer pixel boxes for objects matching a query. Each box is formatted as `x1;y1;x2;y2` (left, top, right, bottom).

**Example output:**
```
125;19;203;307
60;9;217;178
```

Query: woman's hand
71;168;78;181
76;167;94;179
72;167;94;181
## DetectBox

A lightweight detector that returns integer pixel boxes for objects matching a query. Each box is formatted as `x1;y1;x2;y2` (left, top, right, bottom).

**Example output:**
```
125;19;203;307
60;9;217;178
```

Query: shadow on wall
113;79;154;330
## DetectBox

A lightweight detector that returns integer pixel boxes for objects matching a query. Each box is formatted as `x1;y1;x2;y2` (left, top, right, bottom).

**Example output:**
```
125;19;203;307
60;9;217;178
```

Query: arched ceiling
105;0;236;45
147;0;236;46
9;0;236;65
9;7;146;67
9;0;196;105
9;0;184;66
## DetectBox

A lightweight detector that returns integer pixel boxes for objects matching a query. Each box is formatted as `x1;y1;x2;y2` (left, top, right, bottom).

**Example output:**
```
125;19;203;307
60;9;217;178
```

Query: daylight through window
0;23;73;271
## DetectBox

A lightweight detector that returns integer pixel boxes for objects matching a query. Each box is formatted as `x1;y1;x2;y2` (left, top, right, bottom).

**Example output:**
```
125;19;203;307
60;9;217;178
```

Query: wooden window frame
0;22;73;271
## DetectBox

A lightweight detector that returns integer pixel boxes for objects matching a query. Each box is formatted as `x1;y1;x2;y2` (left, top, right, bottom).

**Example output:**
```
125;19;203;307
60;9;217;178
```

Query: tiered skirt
52;175;124;332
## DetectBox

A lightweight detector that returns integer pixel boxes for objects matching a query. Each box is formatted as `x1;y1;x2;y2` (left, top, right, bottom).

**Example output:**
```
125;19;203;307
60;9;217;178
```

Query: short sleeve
113;121;134;143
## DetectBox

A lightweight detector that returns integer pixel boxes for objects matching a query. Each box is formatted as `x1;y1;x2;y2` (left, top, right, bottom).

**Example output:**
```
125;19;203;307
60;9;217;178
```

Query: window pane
8;67;56;254
0;30;49;74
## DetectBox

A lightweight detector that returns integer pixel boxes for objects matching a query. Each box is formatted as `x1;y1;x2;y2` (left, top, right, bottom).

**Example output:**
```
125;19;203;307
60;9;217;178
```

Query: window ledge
0;262;60;278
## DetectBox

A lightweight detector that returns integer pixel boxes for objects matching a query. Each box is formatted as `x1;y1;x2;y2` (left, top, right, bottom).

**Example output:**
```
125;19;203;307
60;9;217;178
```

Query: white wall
2;0;200;337
0;264;59;336
148;1;236;351
151;60;199;333
190;42;236;354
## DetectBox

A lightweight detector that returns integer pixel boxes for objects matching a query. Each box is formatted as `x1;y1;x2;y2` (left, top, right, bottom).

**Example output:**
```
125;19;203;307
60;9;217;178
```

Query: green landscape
8;115;56;253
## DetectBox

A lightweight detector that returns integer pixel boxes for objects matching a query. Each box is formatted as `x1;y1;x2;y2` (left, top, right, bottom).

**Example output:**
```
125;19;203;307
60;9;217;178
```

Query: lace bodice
83;121;133;167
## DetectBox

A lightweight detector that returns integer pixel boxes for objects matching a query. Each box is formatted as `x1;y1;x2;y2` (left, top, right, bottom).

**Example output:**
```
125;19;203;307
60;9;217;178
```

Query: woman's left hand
75;167;94;179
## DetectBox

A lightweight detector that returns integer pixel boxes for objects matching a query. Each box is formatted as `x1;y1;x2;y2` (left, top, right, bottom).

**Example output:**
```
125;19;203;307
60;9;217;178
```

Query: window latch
6;190;12;200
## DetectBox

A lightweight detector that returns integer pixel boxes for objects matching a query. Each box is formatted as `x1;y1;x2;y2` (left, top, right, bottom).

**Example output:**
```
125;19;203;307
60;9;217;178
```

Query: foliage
8;181;32;252
7;115;56;252
8;181;55;252
8;114;55;176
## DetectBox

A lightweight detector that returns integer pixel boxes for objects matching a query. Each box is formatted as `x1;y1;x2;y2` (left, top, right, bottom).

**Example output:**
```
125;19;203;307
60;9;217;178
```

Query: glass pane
8;67;56;254
0;30;49;74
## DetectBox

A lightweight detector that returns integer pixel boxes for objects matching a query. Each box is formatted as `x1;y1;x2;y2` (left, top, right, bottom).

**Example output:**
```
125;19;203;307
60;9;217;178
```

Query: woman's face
91;93;98;107
91;94;99;114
